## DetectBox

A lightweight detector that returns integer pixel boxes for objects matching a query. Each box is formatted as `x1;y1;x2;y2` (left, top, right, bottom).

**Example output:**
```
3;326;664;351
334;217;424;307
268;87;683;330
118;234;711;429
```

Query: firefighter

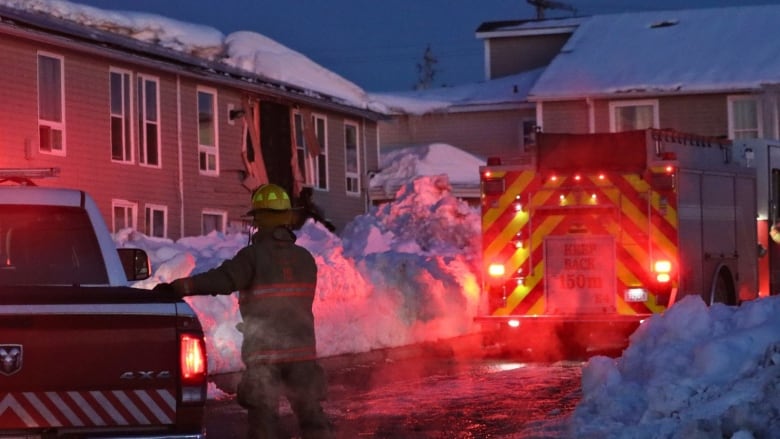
155;183;332;439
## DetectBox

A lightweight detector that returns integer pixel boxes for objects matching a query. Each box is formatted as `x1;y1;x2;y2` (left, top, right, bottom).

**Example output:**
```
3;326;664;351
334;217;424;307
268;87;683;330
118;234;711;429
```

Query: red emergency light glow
549;175;558;182
180;334;206;380
598;173;606;180
574;174;582;181
507;319;520;328
665;165;674;174
483;171;492;178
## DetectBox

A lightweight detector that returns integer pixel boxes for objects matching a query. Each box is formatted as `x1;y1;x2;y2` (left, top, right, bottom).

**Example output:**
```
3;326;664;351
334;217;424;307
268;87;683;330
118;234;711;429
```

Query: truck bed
0;286;204;436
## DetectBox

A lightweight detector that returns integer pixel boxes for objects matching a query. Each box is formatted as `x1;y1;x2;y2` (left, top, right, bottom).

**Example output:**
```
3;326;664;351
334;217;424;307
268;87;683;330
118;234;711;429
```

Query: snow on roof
369;68;544;115
369;143;485;199
0;0;376;111
530;4;780;99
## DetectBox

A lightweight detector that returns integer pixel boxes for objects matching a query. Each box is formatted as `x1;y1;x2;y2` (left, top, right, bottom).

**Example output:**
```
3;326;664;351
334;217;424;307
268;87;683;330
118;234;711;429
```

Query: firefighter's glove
153;279;192;298
153;282;175;295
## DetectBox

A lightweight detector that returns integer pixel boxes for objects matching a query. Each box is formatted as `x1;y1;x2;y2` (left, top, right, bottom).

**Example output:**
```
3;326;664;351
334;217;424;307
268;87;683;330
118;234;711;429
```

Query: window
37;52;65;154
137;75;160;166
344;121;360;195
293;112;328;189
728;95;762;139
198;87;219;175
112;200;137;233
202;209;226;234
144;204;167;238
520;118;537;151
294;112;310;185
609;100;659;132
110;68;133;163
313;114;328;190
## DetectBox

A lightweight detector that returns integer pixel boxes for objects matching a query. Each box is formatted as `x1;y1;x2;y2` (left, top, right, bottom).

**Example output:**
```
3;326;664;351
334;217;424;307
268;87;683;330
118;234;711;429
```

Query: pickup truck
0;169;207;438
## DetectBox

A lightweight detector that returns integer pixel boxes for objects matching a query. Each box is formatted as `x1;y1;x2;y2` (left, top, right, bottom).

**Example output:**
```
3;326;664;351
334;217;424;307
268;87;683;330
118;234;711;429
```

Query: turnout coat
175;226;318;365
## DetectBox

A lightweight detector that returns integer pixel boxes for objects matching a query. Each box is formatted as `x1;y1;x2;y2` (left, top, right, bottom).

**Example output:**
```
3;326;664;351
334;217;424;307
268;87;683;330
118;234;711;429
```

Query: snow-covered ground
115;172;780;438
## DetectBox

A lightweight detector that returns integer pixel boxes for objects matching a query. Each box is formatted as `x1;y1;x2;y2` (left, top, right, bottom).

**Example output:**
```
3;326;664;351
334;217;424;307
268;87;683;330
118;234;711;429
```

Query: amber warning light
654;260;672;283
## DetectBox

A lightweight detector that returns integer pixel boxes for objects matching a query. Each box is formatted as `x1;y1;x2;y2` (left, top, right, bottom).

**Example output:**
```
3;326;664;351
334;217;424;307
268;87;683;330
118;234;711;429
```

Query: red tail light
179;332;207;404
181;334;206;380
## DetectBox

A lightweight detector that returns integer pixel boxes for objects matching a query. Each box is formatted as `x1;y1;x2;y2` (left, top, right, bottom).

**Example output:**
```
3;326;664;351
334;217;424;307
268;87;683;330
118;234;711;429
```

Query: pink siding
380;108;536;160
0;29;379;238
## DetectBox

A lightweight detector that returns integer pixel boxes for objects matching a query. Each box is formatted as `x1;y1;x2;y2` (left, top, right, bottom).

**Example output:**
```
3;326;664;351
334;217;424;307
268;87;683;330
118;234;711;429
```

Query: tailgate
0;287;180;431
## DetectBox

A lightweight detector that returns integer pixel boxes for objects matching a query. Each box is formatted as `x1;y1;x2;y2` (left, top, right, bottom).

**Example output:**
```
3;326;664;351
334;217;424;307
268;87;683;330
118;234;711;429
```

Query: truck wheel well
706;265;736;306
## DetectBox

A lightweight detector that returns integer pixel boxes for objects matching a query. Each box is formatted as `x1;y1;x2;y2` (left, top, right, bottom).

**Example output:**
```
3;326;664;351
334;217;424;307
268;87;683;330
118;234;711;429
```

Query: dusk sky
76;0;780;92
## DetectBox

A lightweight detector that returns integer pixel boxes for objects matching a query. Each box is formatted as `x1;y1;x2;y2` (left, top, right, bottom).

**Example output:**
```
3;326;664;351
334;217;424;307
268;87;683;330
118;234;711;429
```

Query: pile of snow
369;143;485;198
574;295;780;438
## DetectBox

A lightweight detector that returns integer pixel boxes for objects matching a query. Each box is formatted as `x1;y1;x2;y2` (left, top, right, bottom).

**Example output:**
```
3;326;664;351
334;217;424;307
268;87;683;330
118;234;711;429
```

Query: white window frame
728;95;762;140
37;51;66;155
519;118;537;151
344;120;361;196
293;112;313;186
110;67;134;163
144;204;168;238
293;111;329;189
313;113;329;190
202;209;227;235
608;99;659;132
197;86;219;176
137;74;161;167
112;199;138;234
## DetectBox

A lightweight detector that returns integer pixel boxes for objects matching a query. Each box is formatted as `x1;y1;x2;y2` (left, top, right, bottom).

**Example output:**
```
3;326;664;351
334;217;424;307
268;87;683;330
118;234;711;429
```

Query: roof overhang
382;101;535;116
528;87;763;103
477;25;578;40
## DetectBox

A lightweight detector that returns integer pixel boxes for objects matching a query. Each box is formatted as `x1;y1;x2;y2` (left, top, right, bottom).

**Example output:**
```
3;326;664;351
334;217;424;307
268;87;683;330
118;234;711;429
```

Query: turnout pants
237;360;332;439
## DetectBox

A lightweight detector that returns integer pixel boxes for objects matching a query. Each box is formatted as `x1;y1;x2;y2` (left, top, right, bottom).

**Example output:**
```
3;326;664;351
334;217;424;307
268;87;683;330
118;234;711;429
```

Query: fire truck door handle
704;252;738;260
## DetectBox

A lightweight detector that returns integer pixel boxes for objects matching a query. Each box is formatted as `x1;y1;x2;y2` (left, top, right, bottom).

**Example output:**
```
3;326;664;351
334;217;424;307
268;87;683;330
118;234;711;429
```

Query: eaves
0;5;384;121
476;25;578;40
440;101;535;114
383;101;535;117
528;87;763;102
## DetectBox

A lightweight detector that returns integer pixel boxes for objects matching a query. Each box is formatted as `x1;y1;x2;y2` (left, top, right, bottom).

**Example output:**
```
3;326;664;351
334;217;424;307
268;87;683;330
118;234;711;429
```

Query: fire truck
734;137;780;297
478;129;759;343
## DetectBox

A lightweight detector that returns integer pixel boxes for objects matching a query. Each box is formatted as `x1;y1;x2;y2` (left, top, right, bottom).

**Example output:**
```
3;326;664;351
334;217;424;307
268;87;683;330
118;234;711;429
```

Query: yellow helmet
247;184;292;215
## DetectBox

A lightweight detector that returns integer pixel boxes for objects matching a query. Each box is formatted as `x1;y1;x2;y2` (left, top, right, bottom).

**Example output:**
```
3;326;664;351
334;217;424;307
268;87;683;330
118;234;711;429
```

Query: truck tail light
180;333;207;404
654;259;672;283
